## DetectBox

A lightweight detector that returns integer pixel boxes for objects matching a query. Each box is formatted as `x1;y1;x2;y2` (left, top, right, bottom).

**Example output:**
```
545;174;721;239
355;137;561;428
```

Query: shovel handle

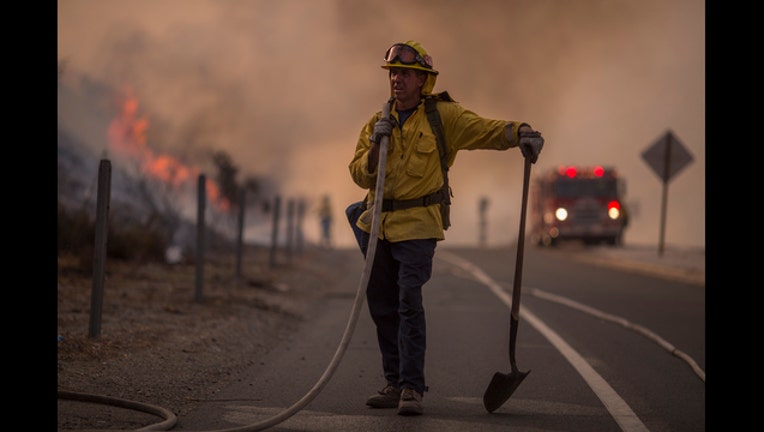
508;157;531;371
511;157;532;319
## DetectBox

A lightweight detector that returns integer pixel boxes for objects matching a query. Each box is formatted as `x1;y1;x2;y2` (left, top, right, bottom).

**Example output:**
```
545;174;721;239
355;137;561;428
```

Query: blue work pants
365;238;436;395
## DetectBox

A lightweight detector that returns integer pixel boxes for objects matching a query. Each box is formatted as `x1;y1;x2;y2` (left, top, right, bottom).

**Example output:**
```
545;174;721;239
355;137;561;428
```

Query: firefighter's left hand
519;127;544;164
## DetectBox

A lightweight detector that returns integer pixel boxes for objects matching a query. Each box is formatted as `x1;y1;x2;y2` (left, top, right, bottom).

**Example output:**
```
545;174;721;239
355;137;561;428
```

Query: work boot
366;384;401;408
397;388;423;416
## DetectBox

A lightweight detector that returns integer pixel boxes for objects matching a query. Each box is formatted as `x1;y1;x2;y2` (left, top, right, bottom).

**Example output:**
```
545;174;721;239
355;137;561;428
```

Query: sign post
641;130;694;256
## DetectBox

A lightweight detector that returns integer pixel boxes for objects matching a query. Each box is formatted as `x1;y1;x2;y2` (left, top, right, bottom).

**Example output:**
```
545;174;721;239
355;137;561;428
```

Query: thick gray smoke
58;0;704;249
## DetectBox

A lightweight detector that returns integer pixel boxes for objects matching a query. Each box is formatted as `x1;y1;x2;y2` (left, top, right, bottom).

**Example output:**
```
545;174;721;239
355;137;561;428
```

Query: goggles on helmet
384;43;433;70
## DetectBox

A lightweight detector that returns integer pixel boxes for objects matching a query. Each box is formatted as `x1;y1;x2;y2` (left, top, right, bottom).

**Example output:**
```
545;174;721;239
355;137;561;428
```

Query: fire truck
530;165;628;247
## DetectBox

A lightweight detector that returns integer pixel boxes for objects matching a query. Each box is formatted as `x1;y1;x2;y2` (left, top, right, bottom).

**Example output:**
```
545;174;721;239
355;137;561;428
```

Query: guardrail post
88;159;111;338
195;174;206;302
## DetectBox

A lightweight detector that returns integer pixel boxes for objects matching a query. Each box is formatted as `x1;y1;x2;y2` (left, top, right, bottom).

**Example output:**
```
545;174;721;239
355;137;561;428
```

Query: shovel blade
482;369;530;413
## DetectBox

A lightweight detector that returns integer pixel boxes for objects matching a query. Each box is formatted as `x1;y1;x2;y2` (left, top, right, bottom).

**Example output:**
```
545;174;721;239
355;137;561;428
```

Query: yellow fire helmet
381;40;439;95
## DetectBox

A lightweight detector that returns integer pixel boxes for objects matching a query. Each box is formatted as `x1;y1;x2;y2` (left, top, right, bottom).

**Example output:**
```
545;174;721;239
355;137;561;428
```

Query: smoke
58;0;705;249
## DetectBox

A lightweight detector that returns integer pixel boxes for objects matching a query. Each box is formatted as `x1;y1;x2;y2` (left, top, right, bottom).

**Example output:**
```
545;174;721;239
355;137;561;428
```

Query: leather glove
370;117;393;144
519;130;544;164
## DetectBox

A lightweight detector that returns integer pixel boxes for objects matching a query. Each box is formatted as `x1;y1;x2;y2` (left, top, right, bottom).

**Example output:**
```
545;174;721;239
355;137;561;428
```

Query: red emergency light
557;165;611;179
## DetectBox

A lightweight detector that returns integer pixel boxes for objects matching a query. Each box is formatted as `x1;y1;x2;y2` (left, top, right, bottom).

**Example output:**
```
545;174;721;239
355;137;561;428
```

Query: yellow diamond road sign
641;130;694;183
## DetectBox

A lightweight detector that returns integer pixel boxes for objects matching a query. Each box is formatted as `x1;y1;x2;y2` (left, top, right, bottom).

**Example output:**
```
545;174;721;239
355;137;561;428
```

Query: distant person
347;40;544;415
317;195;333;248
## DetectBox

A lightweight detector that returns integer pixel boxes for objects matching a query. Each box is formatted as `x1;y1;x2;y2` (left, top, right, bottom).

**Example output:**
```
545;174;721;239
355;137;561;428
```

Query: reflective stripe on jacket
348;98;526;242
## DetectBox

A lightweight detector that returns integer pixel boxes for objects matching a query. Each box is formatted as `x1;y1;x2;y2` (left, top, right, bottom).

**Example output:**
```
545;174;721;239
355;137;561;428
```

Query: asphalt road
174;243;705;432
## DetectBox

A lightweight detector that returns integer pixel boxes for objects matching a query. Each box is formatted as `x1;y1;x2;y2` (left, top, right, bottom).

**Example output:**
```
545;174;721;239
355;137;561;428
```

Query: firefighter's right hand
370;117;393;144
519;129;544;164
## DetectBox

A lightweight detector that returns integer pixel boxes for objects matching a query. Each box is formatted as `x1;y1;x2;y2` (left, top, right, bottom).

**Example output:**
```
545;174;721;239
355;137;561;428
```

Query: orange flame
107;87;230;212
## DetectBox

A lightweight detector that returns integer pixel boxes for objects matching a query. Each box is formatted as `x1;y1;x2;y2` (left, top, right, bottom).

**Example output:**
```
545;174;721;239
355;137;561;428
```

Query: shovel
483;156;532;413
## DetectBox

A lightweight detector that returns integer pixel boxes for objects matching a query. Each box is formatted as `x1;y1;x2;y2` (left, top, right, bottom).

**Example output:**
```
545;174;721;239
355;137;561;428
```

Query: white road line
437;251;650;432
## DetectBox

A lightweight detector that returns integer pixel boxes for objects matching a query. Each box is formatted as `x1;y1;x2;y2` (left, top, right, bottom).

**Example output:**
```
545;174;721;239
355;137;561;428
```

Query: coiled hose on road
58;98;395;432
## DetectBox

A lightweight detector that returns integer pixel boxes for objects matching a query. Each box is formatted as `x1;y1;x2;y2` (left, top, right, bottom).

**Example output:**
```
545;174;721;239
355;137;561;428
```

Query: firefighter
317;194;333;248
348;40;544;416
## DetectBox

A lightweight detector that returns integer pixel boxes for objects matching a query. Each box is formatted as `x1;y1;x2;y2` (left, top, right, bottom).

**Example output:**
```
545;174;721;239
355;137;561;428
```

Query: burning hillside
58;72;277;261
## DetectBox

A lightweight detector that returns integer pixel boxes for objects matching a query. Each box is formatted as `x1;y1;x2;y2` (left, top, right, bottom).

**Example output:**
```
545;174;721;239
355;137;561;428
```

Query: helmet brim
381;63;439;75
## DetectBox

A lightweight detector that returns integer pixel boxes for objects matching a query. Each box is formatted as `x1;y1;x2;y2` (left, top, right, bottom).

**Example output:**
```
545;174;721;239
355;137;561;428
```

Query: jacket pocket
406;134;437;178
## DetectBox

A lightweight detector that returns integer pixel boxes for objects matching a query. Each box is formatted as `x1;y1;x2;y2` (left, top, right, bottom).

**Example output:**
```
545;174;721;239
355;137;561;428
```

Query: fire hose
58;98;395;432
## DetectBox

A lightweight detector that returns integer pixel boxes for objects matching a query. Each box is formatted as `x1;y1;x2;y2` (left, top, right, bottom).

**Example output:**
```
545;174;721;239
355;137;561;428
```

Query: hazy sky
58;0;705;249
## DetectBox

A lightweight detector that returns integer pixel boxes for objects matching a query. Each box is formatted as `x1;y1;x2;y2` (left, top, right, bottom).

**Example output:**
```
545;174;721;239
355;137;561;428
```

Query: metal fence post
269;195;281;269
88;159;111;338
286;199;295;263
195;174;206;302
235;189;245;278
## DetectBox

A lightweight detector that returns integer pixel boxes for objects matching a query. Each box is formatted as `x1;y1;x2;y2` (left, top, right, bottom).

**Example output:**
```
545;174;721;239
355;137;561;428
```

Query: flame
107;86;230;212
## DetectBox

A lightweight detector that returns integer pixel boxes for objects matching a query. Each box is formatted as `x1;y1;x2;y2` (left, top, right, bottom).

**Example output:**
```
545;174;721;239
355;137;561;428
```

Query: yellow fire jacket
349;98;528;243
